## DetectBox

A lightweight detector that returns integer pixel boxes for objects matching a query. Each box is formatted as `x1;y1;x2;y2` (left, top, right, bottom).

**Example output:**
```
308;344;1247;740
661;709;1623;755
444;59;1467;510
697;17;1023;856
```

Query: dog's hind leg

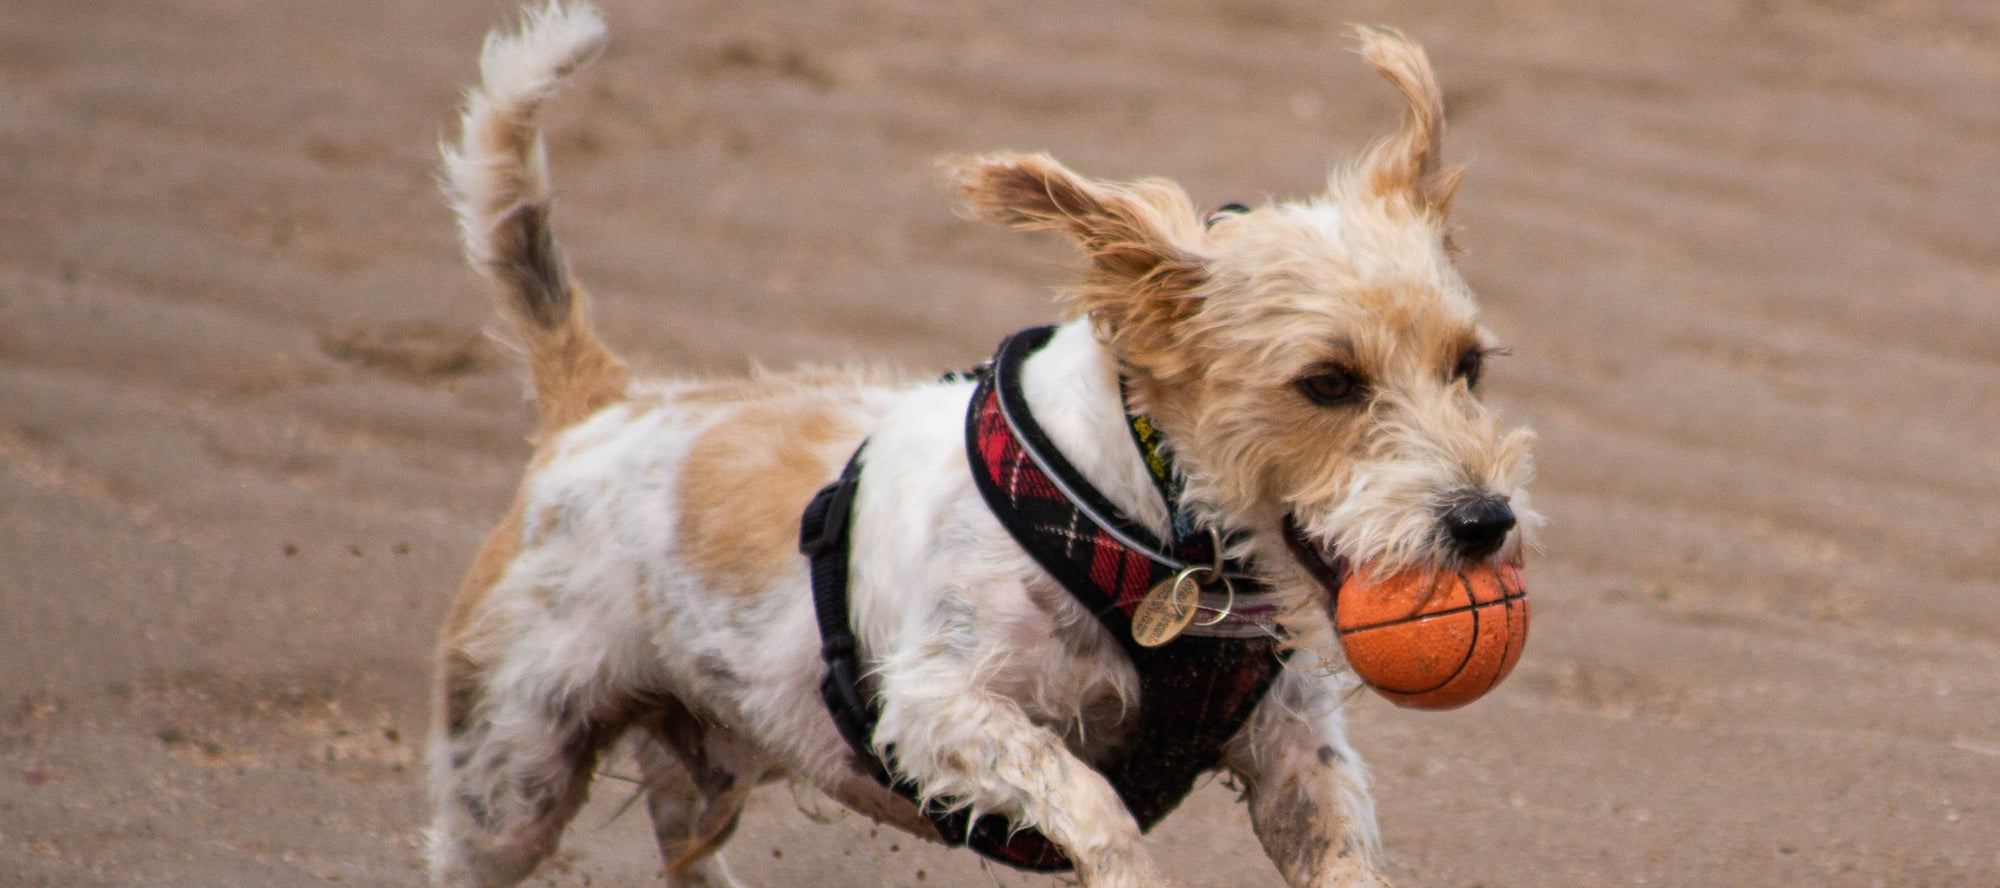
428;537;659;887
632;742;746;888
427;656;632;888
632;698;763;888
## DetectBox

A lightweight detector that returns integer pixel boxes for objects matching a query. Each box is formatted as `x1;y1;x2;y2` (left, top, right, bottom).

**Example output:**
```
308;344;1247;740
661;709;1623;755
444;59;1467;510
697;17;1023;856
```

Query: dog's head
953;27;1537;663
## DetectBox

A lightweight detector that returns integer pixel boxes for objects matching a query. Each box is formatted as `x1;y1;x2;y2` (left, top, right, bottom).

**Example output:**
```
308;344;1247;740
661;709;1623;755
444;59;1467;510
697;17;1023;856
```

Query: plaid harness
803;326;1285;872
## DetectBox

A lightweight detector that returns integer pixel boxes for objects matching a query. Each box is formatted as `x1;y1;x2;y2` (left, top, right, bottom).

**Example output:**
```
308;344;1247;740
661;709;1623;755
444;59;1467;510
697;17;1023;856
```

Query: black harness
801;326;1285;872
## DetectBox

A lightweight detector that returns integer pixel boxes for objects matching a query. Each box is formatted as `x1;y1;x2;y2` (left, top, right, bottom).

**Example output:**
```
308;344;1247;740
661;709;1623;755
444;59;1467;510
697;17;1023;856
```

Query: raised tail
442;2;627;436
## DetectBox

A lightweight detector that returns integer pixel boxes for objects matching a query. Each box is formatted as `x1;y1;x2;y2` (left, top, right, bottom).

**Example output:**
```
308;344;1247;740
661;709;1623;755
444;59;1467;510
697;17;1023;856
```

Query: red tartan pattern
974;386;1161;616
943;332;1285;871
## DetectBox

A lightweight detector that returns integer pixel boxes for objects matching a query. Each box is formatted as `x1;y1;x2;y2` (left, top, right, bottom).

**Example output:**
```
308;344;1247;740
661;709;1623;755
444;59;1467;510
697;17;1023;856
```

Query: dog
426;4;1537;887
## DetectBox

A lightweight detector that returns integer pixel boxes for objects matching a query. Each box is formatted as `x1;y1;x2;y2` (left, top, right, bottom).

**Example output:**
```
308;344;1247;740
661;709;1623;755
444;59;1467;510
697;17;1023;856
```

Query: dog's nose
1444;496;1515;560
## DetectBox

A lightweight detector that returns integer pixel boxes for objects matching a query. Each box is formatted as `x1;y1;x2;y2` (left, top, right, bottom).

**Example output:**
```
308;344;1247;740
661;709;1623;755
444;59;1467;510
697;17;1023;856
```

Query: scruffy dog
428;4;1536;887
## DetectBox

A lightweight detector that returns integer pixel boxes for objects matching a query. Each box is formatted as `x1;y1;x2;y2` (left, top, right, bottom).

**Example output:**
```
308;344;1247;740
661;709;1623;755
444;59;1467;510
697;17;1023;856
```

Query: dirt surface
4;0;1998;886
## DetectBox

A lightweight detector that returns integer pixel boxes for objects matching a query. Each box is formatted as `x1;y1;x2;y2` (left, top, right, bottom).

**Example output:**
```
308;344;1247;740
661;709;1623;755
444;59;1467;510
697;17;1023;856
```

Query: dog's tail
443;2;627;436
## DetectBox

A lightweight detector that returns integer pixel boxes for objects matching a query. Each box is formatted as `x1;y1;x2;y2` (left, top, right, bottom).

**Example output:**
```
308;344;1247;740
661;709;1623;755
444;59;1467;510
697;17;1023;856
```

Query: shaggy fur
426;6;1538;888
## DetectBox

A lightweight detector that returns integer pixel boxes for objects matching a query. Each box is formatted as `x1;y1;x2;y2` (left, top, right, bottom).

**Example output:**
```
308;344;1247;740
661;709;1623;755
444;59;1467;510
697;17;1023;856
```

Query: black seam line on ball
1380;599;1480;695
1337;590;1526;635
1487;597;1524;687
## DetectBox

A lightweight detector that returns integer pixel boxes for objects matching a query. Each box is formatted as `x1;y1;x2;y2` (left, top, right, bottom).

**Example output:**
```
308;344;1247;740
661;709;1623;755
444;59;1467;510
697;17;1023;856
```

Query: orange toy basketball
1334;562;1529;710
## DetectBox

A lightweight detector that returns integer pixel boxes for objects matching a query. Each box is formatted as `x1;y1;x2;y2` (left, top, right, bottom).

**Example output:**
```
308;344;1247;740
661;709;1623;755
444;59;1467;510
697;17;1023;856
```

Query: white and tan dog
428;5;1537;887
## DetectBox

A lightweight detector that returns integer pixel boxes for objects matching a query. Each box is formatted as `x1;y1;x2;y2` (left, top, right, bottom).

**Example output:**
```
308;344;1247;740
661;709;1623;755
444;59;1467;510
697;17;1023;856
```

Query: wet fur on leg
425;6;1537;888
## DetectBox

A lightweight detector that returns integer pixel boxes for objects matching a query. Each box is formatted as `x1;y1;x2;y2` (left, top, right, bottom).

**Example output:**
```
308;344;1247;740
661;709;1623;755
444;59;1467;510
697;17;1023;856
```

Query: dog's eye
1297;368;1363;406
1452;350;1483;389
1204;203;1250;229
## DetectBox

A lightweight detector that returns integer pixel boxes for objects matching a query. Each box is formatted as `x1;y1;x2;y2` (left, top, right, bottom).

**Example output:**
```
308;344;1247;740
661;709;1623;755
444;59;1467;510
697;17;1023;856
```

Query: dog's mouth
1280;514;1348;605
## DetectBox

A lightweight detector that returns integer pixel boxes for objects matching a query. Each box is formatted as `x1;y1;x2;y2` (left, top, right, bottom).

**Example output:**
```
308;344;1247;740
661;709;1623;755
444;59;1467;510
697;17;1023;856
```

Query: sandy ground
4;0;1998;885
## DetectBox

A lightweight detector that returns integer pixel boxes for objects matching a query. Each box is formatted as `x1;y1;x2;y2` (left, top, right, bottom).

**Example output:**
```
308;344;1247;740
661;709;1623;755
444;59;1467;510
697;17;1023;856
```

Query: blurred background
2;0;1996;885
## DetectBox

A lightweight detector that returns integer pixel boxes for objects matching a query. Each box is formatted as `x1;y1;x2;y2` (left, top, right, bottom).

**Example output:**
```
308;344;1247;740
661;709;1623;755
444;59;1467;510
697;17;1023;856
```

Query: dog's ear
948;153;1207;362
950;152;1203;278
1353;26;1462;218
949;154;1211;372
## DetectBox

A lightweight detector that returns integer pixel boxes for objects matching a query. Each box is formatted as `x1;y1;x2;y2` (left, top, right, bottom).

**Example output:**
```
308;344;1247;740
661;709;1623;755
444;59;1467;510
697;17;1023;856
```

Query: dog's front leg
1224;671;1392;888
873;651;1160;888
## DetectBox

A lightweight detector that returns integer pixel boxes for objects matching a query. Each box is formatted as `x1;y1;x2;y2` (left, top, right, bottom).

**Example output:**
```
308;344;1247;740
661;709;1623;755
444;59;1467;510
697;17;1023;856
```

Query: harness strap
804;326;1285;874
801;447;885;781
802;443;1075;870
964;328;1285;830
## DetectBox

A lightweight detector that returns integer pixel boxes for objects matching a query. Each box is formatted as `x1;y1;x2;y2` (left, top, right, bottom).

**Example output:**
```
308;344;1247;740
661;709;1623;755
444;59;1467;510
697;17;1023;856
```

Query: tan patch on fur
433;430;586;734
435;492;527;734
523;286;630;436
443;497;525;644
676;393;868;597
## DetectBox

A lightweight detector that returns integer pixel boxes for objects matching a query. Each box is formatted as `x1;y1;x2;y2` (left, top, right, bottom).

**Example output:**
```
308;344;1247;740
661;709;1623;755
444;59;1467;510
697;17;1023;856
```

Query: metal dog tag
1131;569;1204;648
